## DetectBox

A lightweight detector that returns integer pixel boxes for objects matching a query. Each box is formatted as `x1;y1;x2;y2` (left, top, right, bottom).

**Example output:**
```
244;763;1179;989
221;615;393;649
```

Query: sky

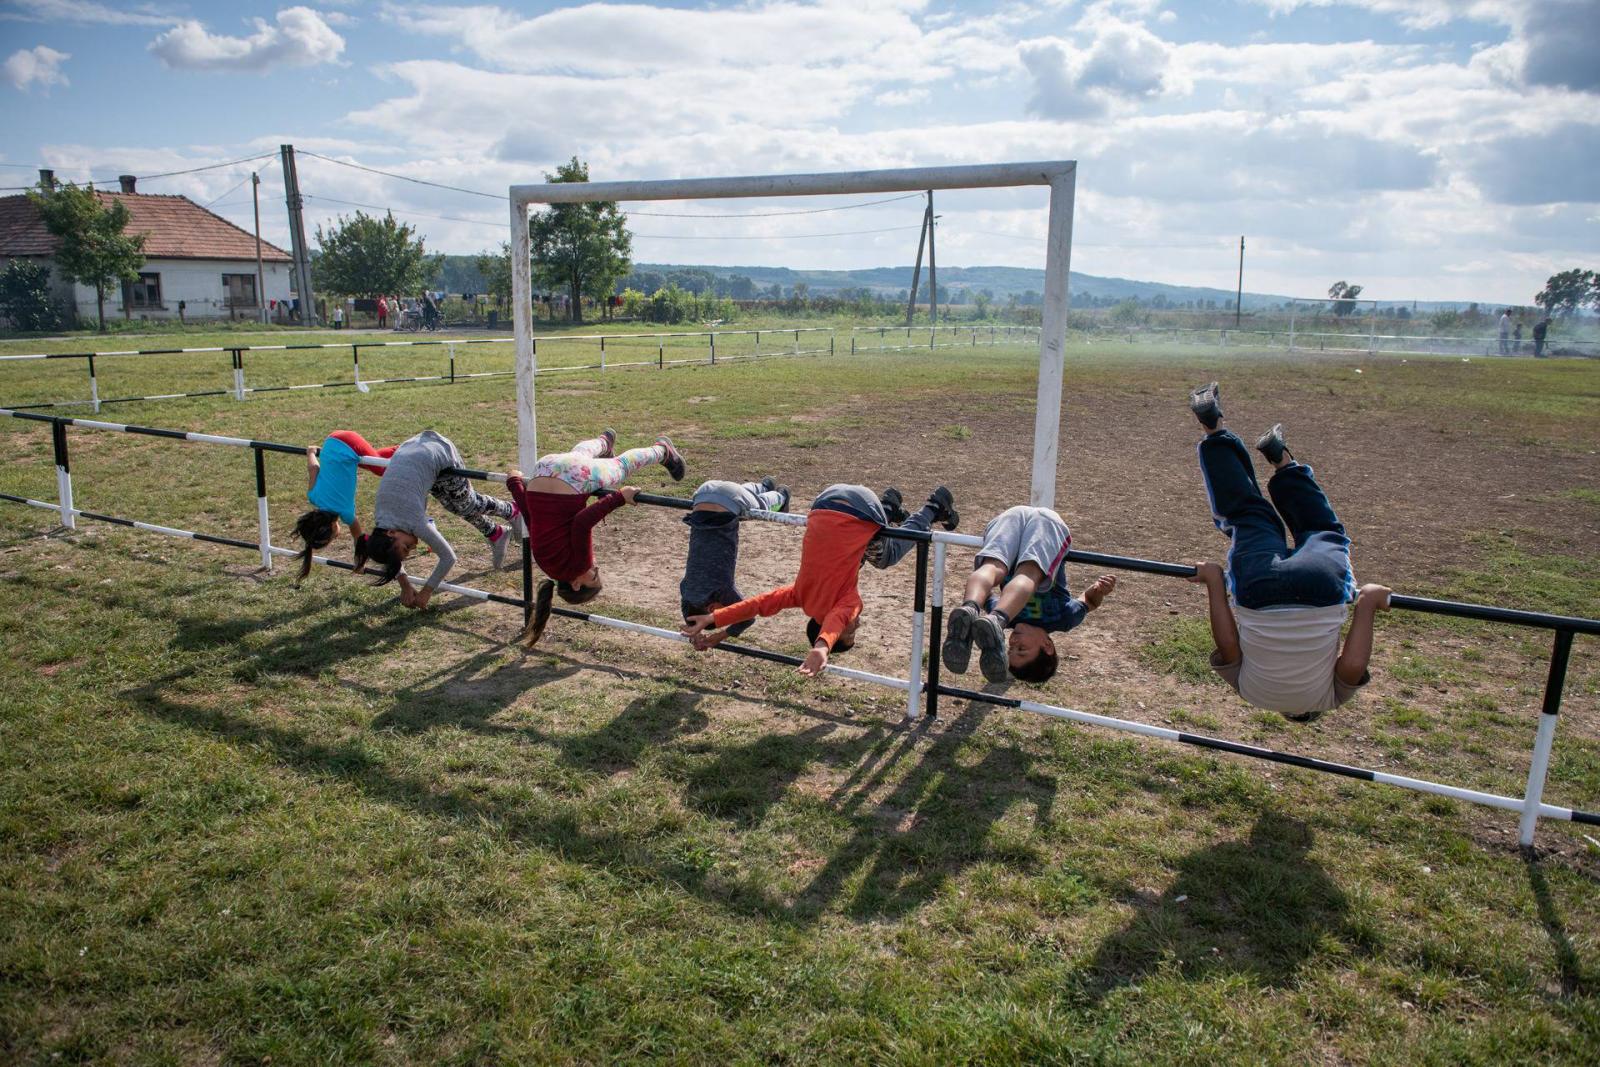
1;0;1596;304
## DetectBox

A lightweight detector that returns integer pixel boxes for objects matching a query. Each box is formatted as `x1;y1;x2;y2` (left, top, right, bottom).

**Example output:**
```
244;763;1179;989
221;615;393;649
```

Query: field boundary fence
2;406;1596;848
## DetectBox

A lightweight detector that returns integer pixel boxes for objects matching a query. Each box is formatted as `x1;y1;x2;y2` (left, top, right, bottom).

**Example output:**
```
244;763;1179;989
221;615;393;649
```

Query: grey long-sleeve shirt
373;430;460;589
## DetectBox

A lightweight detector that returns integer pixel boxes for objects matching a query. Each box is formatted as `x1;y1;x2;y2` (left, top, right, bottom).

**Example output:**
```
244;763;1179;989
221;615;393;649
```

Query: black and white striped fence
2;407;1596;847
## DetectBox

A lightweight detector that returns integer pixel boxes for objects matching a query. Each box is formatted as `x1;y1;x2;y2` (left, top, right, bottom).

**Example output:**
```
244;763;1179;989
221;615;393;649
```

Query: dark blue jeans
1197;431;1355;610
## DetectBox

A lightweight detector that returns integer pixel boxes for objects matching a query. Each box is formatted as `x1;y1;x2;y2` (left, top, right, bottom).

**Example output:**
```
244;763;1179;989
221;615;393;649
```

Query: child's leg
1197;430;1288;557
590;444;667;490
963;559;1009;606
1266;462;1346;546
567;431;613;460
867;496;939;570
430;473;515;537
740;481;786;512
989;562;1044;620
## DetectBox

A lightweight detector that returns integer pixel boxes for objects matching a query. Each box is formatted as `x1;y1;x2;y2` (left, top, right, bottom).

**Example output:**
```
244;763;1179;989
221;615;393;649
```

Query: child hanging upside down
680;476;791;651
291;429;398;582
682;484;959;676
941;506;1117;684
365;430;520;610
509;428;686;643
1186;382;1390;721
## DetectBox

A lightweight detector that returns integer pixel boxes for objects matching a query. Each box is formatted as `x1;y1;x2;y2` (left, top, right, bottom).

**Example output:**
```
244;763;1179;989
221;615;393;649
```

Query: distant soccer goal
508;163;1077;508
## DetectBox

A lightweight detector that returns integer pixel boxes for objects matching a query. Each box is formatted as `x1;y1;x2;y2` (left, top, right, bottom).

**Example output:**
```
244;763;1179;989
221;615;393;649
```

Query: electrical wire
203;174;254;210
303;194;504;229
299;150;506;201
138;152;277;182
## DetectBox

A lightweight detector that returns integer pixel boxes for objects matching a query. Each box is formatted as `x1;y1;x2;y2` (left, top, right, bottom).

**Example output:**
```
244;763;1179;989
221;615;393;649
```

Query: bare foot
1084;574;1117;609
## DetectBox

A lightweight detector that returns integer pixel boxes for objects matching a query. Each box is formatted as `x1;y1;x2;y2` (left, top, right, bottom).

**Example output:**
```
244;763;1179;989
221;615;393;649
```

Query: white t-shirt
1214;602;1363;717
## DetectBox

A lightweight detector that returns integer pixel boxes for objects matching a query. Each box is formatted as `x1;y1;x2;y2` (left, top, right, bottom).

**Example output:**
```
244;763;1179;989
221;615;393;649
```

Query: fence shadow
1083;812;1356;1001
1525;854;1594;998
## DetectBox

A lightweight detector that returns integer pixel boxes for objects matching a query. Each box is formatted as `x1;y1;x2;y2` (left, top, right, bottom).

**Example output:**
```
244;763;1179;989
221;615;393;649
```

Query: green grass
1;334;1598;1062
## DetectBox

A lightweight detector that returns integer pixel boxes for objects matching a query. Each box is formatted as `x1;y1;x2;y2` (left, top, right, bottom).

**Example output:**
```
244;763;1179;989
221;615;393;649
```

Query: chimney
38;168;55;191
119;174;137;194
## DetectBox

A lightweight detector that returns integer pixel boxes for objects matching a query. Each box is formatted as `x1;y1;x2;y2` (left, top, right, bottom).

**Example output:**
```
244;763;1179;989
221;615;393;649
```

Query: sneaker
1255;423;1293;465
1188;381;1223;429
774;485;791;513
942;603;979;674
928;486;959;531
973;612;1009;684
655;436;686;481
879;487;908;526
598;428;617;458
489;525;509;569
759;475;778;493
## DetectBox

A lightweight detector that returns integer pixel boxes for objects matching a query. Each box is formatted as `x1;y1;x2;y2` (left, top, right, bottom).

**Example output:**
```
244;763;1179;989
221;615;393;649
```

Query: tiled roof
0;190;292;262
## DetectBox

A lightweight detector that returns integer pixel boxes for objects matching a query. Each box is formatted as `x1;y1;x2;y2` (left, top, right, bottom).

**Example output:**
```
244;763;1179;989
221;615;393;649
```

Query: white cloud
5;44;69;91
1020;19;1175;119
875;86;931;106
1243;1;1516;31
149;7;345;71
1;0;178;26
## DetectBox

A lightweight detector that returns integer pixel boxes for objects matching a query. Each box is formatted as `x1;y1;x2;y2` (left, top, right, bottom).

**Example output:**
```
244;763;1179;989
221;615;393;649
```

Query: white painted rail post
1032;167;1076;508
1520;630;1574;847
254;446;272;572
906;540;928;721
52;420;74;530
87;355;101;413
232;349;246;401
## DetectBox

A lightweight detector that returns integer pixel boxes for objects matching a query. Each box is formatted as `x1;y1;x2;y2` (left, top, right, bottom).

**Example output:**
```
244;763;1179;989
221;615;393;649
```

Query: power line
299;150;505;201
138;152;277;182
204;174;254;210
303;194;504;229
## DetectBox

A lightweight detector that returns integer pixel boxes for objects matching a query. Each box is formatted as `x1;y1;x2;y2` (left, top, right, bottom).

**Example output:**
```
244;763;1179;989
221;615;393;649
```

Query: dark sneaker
942;603;978;674
879;487;908;526
599;428;617;458
655;436;686;481
928;485;959;531
759;475;778;493
774;485;791;513
1255;423;1293;465
489;525;509;569
973;612;1009;684
1188;381;1223;429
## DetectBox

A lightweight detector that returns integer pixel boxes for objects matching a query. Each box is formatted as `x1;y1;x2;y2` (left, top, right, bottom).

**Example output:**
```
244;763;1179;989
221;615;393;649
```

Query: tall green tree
28;183;146;332
314;211;439;298
475;243;513;308
529;157;632;324
1534;269;1598;317
1327;280;1363;317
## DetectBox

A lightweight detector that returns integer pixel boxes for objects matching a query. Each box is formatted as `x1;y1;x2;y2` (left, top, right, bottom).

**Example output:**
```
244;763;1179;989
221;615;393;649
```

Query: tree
475;244;513;308
1328;281;1364;317
0;260;62;332
1534;269;1598;317
528;157;632;324
314;211;438;298
28;183;146;332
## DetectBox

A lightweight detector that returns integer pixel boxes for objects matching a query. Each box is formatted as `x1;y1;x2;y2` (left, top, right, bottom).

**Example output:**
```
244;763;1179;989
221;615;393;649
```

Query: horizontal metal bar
512;161;1075;204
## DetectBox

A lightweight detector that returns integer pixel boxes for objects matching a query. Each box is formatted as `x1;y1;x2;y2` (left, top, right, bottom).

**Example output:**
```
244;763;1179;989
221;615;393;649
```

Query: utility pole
1235;235;1244;328
279;144;316;326
251;171;266;324
905;198;929;327
926;190;937;326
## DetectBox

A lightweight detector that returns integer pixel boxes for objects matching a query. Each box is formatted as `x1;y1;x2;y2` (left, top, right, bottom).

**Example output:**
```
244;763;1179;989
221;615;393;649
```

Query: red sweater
711;509;879;649
507;476;626;583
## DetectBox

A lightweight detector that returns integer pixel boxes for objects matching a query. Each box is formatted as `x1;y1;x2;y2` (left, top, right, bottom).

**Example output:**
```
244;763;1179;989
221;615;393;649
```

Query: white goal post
509;161;1077;507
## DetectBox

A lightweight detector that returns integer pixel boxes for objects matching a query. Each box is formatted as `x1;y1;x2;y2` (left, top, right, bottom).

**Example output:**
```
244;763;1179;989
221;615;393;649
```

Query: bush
0;260;63;332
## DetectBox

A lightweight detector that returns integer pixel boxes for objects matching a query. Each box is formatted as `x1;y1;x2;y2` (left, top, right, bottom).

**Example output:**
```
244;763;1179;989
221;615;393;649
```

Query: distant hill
431;255;1478;311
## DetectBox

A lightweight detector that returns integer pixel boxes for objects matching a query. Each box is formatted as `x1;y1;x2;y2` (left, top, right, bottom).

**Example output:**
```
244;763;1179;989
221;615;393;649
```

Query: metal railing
2;407;1595;847
850;325;1041;354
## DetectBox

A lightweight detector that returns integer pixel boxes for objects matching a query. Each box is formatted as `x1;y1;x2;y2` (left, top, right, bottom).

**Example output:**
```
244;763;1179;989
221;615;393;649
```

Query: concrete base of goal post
52;419;74;530
1520;629;1574;847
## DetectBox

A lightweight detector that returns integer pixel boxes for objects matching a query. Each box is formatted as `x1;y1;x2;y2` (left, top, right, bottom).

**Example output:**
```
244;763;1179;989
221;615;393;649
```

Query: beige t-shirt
1213;602;1365;717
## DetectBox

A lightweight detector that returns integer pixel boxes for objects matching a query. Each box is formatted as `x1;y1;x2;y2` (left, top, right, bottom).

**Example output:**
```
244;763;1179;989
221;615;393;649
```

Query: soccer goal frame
509;162;1077;507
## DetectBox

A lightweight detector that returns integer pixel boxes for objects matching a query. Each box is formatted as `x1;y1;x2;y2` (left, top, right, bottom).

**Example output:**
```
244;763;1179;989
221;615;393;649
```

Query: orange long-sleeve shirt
711;509;879;649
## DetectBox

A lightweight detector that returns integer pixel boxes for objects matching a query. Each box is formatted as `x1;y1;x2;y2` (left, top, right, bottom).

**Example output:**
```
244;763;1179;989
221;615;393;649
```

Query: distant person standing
1533;316;1550;358
1513;320;1523;354
377;296;388;329
1497;309;1511;355
423;292;440;330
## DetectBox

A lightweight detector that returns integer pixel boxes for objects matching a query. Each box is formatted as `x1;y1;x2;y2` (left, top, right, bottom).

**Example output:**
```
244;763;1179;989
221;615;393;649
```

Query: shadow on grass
1085;812;1356;1000
1526;854;1593;997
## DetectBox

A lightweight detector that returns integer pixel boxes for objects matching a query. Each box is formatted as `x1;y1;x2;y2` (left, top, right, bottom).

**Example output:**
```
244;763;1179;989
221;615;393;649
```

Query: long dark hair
364;528;405;586
523;579;556;646
292;509;340;584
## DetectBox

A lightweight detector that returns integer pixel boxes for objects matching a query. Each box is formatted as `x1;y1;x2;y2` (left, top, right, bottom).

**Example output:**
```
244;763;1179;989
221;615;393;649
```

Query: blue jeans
1197;431;1355;610
810;484;932;570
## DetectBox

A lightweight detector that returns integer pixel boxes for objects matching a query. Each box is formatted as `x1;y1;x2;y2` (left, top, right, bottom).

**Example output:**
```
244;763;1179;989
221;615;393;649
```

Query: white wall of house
73;258;296;322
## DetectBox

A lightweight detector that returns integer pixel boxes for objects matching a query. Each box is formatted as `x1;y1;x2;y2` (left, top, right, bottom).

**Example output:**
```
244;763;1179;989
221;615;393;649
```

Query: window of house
123;272;162;309
223;273;258;308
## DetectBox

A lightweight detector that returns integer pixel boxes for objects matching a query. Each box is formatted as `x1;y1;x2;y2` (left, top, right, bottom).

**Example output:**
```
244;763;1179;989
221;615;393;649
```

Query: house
0;171;297;326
